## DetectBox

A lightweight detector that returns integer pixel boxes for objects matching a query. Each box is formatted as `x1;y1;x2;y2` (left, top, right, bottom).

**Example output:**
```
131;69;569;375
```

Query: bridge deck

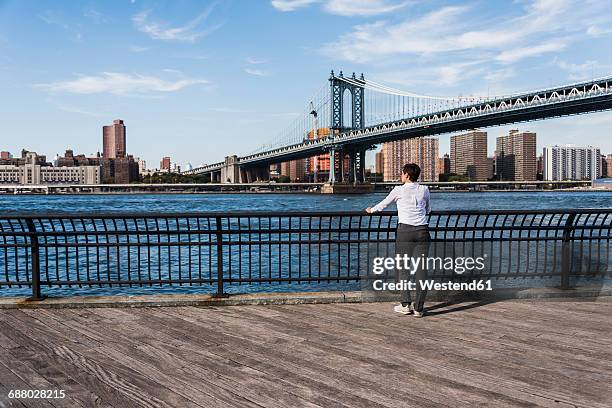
0;299;610;407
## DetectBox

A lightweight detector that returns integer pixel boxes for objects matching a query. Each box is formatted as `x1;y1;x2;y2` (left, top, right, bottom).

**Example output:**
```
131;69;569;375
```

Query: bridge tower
327;71;367;187
330;71;365;131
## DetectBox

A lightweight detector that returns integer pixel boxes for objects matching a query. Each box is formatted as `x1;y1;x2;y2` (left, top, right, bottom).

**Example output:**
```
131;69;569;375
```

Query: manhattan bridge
184;71;612;186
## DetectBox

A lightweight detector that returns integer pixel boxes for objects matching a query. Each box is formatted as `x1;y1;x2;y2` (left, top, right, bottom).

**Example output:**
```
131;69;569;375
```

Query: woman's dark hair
402;163;421;182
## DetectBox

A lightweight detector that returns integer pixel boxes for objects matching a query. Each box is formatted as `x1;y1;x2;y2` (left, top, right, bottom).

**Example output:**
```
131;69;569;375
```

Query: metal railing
0;209;610;299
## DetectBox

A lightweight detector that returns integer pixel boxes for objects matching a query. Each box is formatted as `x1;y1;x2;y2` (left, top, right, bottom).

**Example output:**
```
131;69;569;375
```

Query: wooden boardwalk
0;299;610;407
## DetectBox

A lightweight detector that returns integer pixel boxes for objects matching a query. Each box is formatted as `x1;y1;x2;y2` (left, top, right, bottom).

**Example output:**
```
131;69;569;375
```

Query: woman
366;163;431;317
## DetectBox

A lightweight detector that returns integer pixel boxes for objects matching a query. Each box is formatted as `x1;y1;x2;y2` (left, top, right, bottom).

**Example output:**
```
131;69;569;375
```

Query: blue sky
1;0;611;168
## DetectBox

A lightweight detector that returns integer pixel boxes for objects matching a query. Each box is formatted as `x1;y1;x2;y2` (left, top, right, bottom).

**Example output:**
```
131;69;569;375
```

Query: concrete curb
0;286;610;309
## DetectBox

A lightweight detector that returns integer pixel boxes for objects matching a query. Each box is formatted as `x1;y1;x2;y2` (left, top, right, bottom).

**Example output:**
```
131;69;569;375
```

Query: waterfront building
269;164;280;178
486;157;495;181
438;153;450;177
280;159;306;182
537;154;544;179
0;151;11;161
601;154;612;177
160;157;171;172
102;119;126;159
306;128;334;181
0;152;100;185
495;130;537;181
602;155;608;178
450;130;488;181
103;156;140;183
56;149;137;184
137;158;147;174
543;145;601;181
382;137;439;182
375;150;384;175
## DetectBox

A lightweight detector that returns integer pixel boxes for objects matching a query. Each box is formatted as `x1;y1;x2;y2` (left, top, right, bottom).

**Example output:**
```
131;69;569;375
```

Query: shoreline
0;188;609;196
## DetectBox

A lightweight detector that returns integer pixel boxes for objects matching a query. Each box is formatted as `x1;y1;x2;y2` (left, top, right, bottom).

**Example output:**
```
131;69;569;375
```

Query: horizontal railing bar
0;208;610;219
1;224;609;238
29;235;609;248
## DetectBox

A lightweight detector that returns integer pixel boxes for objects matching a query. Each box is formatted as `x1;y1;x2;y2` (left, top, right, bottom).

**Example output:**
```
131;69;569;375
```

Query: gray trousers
396;224;431;312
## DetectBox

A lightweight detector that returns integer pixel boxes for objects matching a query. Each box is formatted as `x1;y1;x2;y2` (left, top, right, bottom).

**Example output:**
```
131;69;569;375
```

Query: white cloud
34;72;209;95
496;42;566;64
323;0;409;17
271;0;320;12
554;59;602;81
587;25;612;37
271;0;408;15
485;68;516;82
245;68;268;77
132;5;221;42
54;103;104;117
376;61;486;89
320;6;467;62
320;0;596;63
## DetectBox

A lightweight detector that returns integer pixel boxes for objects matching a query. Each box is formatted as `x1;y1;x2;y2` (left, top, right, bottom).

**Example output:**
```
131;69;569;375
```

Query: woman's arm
366;188;398;213
424;187;431;214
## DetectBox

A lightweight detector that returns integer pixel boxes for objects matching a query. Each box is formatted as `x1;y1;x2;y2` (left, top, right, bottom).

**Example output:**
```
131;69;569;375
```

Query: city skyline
1;1;612;167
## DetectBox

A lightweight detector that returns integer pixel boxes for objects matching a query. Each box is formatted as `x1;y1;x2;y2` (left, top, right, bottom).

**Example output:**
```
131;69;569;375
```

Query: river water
0;190;610;214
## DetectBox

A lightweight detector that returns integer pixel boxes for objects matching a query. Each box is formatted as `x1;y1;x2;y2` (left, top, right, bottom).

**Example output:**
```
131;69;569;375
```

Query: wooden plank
252;303;610;407
0;317;118;408
0;311;196;408
0;299;609;408
34;309;267;408
149;306;501;408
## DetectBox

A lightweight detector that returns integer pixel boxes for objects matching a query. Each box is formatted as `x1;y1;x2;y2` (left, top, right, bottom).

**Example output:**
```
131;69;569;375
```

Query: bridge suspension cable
249;83;332;154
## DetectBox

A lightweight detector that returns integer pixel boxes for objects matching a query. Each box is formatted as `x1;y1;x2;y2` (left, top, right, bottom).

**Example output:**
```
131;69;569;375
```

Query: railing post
214;216;228;298
25;218;46;301
560;213;576;290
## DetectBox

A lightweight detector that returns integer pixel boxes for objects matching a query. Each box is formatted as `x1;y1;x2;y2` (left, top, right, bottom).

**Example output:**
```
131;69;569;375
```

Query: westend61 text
373;279;493;291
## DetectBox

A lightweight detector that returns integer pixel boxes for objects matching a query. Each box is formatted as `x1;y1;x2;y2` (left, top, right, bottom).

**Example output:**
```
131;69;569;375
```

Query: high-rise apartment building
102;119;126;159
382;137;439;181
543;145;601;181
280;159;306;182
438;154;450;177
537;154;544;178
160;157;171;171
137;158;147;174
605;154;612;177
495;130;537;181
306;128;332;179
450;131;488;181
375;150;384;175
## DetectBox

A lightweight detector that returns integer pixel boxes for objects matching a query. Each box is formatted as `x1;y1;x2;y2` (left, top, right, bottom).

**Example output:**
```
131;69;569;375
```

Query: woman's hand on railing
365;207;373;213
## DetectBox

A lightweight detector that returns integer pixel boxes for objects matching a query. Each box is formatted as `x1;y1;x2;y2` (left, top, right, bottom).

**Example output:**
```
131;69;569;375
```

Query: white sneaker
413;310;424;318
393;304;412;315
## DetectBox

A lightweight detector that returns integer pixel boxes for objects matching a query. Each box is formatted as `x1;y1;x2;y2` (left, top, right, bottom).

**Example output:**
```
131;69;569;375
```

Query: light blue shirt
371;183;431;226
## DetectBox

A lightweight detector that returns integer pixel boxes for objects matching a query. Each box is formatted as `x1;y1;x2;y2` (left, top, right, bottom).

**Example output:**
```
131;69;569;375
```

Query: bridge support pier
328;148;336;184
220;155;241;183
322;147;372;194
